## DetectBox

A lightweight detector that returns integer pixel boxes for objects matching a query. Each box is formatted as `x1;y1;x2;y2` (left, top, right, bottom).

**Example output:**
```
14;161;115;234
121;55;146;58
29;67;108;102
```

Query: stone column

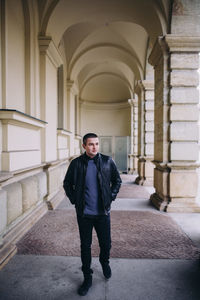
143;80;155;186
132;99;138;173
128;99;134;173
67;80;78;157
135;81;145;185
149;35;200;212
135;80;154;185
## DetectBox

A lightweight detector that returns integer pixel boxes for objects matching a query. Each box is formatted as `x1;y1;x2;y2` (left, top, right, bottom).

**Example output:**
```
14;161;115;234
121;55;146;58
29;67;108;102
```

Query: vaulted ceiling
38;0;171;103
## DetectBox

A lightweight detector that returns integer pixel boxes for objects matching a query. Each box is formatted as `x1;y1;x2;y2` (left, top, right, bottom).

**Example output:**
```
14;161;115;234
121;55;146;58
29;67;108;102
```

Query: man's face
83;137;99;158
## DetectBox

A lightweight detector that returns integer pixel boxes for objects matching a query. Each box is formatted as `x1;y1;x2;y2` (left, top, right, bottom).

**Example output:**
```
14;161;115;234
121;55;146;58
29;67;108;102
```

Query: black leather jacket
63;152;122;216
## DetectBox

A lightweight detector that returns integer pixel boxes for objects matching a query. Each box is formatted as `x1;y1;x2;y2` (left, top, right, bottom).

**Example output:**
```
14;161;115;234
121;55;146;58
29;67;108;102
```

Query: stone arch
45;0;170;46
80;72;133;97
70;45;143;82
38;0;60;35
78;61;135;93
80;72;132;102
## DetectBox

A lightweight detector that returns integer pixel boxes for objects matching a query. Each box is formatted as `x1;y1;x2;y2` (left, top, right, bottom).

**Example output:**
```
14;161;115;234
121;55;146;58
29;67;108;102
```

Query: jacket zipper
97;171;108;216
82;161;87;216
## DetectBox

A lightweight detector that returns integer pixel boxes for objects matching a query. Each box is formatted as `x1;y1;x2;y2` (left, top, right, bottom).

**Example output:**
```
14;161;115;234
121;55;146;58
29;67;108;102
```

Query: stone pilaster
135;82;145;184
149;35;200;212
67;80;79;157
39;36;62;162
135;80;154;186
128;99;138;174
132;99;138;173
143;80;154;186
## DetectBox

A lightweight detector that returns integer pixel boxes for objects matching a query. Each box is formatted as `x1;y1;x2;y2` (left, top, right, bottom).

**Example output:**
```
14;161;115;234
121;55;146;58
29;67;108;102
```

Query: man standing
63;133;121;296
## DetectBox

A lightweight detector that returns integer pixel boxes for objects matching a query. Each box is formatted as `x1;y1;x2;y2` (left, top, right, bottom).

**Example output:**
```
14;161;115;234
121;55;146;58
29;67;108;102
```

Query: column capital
67;80;79;95
38;36;63;68
141;80;154;91
128;99;137;107
135;80;154;94
165;35;200;52
149;35;200;67
135;80;144;94
148;36;168;67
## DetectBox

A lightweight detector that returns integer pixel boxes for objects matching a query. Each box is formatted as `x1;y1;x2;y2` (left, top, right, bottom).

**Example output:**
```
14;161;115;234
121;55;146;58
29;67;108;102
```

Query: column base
152;162;200;212
150;193;169;211
135;157;154;186
150;192;200;212
135;157;145;185
128;154;138;174
135;175;144;185
0;200;48;269
46;189;65;210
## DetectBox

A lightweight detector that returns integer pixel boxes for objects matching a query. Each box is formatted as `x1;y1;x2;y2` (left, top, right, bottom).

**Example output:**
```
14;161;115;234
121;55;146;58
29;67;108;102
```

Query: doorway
99;136;130;173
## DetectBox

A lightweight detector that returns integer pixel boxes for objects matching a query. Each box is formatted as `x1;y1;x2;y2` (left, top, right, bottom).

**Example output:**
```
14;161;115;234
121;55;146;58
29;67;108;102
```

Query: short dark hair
83;133;98;145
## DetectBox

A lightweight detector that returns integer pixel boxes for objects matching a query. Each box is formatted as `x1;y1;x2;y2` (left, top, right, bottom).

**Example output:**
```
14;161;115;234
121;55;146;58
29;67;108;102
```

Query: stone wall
0;160;69;268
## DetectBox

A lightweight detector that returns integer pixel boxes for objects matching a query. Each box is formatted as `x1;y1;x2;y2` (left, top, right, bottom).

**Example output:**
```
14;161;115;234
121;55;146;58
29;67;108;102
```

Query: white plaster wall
6;0;25;111
31;0;40;119
45;58;57;161
81;107;131;137
5;124;40;151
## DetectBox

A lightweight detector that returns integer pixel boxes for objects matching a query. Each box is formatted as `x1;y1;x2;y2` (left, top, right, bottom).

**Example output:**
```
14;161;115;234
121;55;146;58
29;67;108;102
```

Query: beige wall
81;105;131;137
45;58;58;162
6;0;25;111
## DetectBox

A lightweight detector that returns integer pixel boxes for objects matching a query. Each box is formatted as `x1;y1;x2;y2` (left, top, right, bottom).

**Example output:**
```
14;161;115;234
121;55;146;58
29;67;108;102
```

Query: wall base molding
0;201;48;269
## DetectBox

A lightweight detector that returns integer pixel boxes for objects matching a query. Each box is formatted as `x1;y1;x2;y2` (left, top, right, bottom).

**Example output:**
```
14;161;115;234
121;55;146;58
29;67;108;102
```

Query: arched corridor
1;0;200;297
0;174;200;299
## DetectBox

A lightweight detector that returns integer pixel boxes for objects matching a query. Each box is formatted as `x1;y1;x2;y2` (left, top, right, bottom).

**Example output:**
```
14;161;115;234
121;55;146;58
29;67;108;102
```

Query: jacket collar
82;152;100;164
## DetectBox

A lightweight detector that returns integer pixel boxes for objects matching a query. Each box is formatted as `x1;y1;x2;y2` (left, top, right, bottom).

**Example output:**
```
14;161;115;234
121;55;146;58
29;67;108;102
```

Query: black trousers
77;214;111;275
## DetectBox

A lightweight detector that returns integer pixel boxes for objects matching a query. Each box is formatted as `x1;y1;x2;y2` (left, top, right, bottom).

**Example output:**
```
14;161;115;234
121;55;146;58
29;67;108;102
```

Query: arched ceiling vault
39;0;171;104
45;0;169;45
80;73;131;103
80;72;133;99
70;44;143;81
78;62;134;93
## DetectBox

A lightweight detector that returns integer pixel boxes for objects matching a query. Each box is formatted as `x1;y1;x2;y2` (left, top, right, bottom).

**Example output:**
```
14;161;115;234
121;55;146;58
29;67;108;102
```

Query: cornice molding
128;99;137;107
141;80;154;91
165;35;200;52
149;35;200;67
57;128;72;136
0;109;47;128
80;99;129;110
39;36;63;68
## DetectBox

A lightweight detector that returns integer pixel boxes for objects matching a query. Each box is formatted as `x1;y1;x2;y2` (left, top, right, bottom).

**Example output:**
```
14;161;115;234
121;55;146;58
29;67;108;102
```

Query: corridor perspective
1;0;200;299
0;174;200;299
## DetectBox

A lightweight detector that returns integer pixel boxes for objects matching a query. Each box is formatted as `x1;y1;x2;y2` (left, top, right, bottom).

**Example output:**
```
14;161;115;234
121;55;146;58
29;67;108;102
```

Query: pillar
67;80;79;156
143;80;154;186
135;81;145;185
135;81;144;184
135;80;154;185
39;36;62;162
149;35;200;212
132;99;138;173
128;99;134;173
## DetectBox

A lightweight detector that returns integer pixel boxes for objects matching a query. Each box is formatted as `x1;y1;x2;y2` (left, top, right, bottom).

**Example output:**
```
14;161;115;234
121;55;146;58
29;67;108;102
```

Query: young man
63;133;121;296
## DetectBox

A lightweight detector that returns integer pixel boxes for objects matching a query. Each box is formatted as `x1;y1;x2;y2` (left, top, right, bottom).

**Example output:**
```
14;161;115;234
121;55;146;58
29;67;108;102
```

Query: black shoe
77;275;92;296
101;263;112;279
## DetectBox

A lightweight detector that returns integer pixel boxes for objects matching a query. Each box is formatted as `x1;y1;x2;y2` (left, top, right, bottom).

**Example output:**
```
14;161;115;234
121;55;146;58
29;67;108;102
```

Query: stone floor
0;174;200;300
